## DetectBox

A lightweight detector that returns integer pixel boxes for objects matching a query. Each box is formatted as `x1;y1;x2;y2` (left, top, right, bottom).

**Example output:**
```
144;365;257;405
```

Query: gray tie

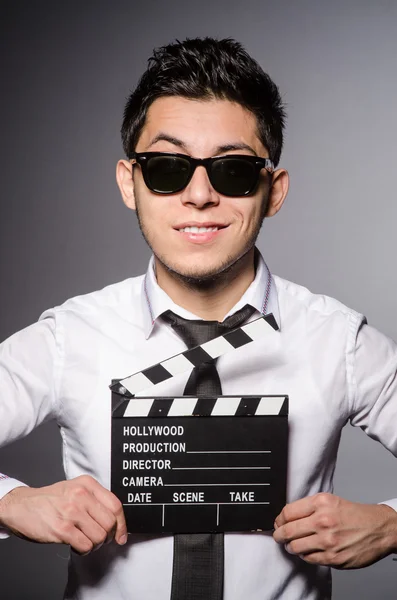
161;304;256;600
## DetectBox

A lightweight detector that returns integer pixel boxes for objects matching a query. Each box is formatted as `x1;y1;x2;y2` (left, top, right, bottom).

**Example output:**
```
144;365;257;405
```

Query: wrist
377;503;397;554
0;486;31;528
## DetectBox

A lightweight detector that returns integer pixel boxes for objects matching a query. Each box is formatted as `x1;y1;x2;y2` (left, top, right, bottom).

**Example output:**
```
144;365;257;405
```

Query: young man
0;37;396;599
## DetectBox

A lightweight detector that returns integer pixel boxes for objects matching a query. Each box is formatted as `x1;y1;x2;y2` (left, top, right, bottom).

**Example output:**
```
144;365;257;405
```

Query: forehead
137;96;265;156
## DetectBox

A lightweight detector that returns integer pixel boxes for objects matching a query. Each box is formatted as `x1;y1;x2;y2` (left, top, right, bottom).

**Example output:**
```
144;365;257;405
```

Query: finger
88;481;127;545
86;501;117;541
284;534;323;557
275;496;317;528
296;549;342;567
55;520;95;555
74;513;108;549
111;497;128;545
273;515;317;544
299;552;328;565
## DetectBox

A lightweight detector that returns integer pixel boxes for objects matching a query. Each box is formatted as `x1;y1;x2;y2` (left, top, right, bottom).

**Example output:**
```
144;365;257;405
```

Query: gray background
1;0;396;597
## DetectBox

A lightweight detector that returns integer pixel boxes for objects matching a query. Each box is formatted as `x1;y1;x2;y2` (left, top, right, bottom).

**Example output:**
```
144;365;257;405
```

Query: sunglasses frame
129;151;274;197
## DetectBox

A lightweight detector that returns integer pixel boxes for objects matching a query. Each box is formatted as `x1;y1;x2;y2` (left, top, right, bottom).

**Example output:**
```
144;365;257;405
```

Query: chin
169;264;226;284
157;250;252;287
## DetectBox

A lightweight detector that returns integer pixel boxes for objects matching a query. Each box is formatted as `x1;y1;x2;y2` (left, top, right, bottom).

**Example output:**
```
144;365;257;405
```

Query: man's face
119;97;284;282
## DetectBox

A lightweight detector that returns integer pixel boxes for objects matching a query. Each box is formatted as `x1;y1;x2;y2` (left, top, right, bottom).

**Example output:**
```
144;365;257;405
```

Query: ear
266;168;289;217
116;159;136;210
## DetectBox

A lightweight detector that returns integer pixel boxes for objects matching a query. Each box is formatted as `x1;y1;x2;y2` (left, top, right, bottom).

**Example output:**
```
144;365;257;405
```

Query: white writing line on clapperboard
123;502;271;506
186;450;271;454
172;467;271;470
164;483;270;486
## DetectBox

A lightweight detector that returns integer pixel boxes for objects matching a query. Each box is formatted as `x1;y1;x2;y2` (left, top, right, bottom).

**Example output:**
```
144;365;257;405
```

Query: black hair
121;37;286;166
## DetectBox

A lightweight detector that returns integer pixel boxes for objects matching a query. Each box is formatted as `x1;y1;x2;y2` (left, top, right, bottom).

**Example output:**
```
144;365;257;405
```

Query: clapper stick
110;313;288;534
110;313;279;399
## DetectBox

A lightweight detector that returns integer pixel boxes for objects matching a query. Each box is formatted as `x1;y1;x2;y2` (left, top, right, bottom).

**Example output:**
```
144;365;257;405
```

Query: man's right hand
0;475;127;554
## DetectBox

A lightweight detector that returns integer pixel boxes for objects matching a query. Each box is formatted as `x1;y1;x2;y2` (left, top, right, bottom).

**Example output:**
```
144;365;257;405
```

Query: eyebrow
146;133;258;156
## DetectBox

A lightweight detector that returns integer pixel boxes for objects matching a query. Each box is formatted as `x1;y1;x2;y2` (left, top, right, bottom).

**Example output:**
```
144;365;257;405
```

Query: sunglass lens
211;157;256;196
146;156;190;193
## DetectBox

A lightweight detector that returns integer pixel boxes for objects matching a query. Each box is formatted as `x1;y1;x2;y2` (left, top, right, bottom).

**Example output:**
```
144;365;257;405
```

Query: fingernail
118;534;127;545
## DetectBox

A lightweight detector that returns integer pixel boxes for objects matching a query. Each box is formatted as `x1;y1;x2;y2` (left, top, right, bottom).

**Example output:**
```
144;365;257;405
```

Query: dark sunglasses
129;152;274;197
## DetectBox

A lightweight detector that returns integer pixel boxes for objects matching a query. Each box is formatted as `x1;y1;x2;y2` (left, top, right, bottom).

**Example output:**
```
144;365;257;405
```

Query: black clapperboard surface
110;315;288;534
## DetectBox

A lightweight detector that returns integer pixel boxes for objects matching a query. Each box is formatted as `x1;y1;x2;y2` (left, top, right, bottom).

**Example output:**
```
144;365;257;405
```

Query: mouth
173;222;229;244
174;222;229;233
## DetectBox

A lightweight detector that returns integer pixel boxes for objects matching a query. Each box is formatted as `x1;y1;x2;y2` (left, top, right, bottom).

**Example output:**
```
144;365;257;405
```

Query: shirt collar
141;249;281;339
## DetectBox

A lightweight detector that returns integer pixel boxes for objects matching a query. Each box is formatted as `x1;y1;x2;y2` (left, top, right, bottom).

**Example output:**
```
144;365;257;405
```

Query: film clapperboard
110;315;288;534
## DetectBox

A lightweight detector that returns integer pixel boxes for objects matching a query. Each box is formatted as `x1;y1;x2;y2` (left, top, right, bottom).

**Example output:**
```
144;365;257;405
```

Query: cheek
230;199;263;231
248;192;270;224
135;190;173;227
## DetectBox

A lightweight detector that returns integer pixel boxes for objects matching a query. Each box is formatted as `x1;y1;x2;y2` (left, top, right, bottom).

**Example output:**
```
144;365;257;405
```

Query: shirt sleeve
0;312;61;535
349;320;397;510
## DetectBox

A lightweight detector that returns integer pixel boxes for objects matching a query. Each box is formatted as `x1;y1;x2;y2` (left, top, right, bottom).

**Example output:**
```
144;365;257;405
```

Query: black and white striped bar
113;395;288;418
110;314;278;398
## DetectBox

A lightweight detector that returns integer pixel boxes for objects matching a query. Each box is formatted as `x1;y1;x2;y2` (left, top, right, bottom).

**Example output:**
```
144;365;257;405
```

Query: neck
154;249;256;321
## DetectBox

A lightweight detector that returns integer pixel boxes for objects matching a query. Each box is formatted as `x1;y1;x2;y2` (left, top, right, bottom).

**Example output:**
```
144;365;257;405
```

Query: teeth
180;226;219;233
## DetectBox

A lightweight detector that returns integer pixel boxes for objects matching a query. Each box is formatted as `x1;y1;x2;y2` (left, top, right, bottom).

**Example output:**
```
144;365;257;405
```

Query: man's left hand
273;493;397;568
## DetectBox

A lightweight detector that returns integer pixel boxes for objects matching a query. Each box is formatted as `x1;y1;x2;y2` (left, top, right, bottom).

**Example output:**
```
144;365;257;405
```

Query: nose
180;165;220;208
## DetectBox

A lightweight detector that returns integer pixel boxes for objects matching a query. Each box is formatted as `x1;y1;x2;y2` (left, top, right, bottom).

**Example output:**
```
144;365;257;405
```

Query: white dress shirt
1;250;397;600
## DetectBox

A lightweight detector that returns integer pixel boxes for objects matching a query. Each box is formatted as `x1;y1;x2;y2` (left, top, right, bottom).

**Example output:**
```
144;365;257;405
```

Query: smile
179;226;220;233
174;223;229;243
